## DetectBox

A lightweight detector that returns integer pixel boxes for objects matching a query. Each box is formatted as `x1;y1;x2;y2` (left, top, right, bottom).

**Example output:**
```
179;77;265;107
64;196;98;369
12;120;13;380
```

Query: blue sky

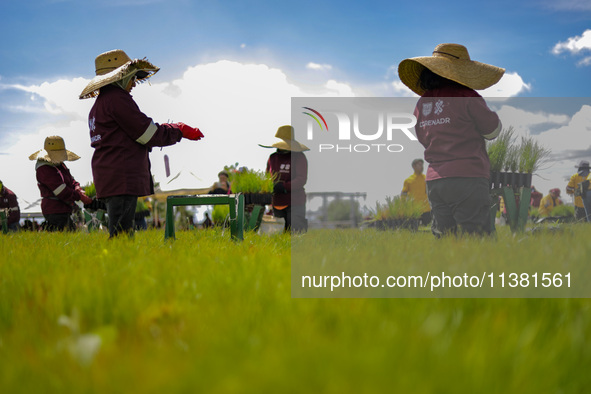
1;0;591;210
1;0;589;91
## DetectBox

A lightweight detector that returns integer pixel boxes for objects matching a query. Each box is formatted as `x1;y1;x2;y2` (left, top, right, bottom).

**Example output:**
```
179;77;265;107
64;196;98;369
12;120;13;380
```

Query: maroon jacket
0;186;20;225
89;85;183;198
414;85;500;181
266;151;307;206
35;161;84;215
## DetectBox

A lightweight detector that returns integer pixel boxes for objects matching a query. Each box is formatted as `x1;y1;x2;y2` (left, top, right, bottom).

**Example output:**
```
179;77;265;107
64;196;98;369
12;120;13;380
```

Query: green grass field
1;227;590;393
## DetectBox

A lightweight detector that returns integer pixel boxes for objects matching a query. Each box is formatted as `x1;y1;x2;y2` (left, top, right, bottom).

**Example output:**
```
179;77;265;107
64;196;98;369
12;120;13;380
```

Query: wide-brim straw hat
29;136;80;163
398;43;505;96
259;125;310;152
79;49;159;99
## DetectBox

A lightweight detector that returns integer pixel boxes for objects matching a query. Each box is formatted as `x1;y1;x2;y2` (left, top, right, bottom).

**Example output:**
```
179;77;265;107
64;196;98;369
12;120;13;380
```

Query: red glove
175;122;204;141
79;192;92;205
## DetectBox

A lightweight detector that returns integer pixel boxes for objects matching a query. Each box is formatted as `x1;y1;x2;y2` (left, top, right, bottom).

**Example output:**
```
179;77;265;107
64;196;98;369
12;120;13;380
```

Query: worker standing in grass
401;158;431;225
80;49;204;238
566;160;589;221
29;136;92;231
260;125;309;233
539;188;563;217
0;180;21;232
398;43;504;237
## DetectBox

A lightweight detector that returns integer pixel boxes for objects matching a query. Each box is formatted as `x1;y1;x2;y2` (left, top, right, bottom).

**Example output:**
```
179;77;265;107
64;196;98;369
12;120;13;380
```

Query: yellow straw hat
29;136;80;164
398;43;505;96
259;125;309;152
79;49;159;99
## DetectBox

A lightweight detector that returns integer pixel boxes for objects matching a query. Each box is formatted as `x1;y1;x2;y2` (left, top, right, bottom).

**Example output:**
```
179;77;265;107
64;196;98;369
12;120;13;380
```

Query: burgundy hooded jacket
266;151;308;207
35;161;84;215
0;186;20;224
89;85;183;198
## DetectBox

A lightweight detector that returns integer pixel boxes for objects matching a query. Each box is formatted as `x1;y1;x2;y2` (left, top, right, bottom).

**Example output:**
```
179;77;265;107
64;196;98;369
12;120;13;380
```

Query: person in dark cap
566;160;590;221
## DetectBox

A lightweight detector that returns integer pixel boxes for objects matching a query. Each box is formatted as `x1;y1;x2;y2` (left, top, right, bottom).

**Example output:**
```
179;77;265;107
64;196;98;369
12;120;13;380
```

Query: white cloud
480;72;531;97
577;56;591;66
0;60;357;213
552;29;591;55
496;105;569;139
390;80;416;97
306;62;333;71
536;105;591;153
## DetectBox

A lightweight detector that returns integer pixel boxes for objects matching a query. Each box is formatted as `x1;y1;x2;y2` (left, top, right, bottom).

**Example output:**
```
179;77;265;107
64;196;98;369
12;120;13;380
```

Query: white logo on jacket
422;102;432;116
434;100;444;115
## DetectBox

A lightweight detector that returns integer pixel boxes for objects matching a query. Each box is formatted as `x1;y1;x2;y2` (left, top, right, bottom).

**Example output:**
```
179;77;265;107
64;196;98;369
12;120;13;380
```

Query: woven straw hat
259;125;309;152
398;43;505;96
79;49;159;99
29;136;80;164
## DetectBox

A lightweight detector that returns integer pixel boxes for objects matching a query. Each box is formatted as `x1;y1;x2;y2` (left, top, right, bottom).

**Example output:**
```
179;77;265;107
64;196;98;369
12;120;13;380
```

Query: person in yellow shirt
566;160;590;221
539;188;563;217
401;158;431;224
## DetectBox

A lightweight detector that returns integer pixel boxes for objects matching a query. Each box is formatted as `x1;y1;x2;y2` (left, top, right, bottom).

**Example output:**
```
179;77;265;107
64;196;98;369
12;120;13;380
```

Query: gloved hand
85;198;107;211
74;186;93;204
175;122;204;141
273;182;287;194
79;192;92;205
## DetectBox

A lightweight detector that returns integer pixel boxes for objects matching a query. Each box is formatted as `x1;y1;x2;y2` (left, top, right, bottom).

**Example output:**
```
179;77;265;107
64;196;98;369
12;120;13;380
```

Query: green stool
491;187;531;233
164;194;244;241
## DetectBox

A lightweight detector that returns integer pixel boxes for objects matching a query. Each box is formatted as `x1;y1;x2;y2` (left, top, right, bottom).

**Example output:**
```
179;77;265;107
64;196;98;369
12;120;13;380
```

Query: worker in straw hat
80;49;204;237
29;136;92;231
398;43;505;237
260;125;309;233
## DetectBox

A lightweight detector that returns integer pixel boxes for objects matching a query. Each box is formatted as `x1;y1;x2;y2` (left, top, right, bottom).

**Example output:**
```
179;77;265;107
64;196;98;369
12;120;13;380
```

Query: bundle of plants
230;169;276;204
518;136;551;179
488;128;551;189
487;127;514;188
369;196;423;231
550;204;575;218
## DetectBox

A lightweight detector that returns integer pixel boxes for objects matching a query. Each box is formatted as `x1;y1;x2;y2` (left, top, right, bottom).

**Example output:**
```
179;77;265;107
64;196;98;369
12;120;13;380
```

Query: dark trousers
420;211;432;226
582;193;591;222
575;206;587;222
105;195;137;238
44;213;74;232
427;177;491;237
273;205;308;233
